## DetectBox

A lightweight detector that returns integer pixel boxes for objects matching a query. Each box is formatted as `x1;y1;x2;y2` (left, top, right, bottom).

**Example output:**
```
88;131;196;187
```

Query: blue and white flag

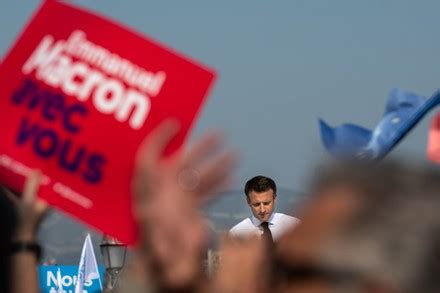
74;234;102;293
56;267;64;293
39;265;104;293
319;88;440;160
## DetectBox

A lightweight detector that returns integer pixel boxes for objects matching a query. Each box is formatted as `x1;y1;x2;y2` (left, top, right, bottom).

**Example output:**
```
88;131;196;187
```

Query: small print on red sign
0;0;216;244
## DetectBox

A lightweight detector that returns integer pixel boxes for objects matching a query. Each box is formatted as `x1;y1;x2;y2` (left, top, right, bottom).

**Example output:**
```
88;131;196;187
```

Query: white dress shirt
229;212;300;241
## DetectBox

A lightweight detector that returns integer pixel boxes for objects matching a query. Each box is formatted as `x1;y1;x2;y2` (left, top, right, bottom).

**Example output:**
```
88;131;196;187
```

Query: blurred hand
211;236;269;293
6;172;48;293
133;120;237;290
2;171;48;241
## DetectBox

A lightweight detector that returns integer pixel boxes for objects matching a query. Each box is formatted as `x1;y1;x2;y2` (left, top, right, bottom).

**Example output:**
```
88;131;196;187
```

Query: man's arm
7;171;48;293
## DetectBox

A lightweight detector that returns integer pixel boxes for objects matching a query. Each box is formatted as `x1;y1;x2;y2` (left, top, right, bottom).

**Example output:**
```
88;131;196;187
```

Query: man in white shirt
229;175;300;242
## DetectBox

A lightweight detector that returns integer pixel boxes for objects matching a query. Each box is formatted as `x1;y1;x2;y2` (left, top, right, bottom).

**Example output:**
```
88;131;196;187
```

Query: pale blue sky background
1;1;439;191
1;1;440;261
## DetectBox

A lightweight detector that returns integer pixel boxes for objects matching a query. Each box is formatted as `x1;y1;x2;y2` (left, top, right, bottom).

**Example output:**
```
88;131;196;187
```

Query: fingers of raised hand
136;119;180;172
180;132;237;198
22;170;41;203
195;150;237;198
133;119;180;201
23;170;48;215
182;131;223;167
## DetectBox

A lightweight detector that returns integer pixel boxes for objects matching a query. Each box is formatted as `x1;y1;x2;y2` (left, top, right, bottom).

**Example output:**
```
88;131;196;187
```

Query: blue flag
319;88;440;160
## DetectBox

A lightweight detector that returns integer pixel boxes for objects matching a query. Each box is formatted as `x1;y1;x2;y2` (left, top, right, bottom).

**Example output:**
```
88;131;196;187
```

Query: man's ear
246;196;251;205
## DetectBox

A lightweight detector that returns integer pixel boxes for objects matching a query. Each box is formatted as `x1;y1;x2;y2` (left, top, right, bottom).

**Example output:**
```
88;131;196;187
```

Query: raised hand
2;171;48;242
4;171;49;293
132;120;237;291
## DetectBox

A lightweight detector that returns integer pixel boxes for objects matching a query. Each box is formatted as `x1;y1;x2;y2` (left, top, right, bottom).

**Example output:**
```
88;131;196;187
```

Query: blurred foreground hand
2;171;48;242
2;171;48;293
132;120;237;291
210;235;268;293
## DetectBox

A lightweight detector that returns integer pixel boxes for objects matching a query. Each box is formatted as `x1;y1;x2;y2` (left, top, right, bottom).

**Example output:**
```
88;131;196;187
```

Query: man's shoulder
274;212;300;225
229;217;253;233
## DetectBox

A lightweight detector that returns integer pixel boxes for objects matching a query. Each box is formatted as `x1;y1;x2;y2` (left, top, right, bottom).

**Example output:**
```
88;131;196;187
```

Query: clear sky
1;0;440;198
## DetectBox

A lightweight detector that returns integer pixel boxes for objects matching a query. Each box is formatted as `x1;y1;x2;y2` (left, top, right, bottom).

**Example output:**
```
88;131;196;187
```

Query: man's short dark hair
244;175;276;197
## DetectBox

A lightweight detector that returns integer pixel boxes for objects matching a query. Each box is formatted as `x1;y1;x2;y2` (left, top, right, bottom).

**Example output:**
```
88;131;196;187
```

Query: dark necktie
260;222;274;244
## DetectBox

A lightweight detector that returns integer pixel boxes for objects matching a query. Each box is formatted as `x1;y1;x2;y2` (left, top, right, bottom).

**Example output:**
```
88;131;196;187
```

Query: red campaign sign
0;0;216;244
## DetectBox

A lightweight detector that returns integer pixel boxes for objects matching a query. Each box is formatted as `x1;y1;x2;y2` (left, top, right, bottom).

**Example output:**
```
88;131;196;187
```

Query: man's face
247;189;276;222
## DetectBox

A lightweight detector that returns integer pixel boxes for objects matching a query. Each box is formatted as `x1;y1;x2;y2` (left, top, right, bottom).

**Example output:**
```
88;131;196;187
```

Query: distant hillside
37;188;305;264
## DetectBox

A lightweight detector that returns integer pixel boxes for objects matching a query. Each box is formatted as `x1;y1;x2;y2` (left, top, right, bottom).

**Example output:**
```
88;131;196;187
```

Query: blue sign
38;265;104;293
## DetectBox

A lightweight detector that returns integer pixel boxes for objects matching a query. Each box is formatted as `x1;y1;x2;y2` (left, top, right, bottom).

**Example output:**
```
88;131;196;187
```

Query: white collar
251;213;275;227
